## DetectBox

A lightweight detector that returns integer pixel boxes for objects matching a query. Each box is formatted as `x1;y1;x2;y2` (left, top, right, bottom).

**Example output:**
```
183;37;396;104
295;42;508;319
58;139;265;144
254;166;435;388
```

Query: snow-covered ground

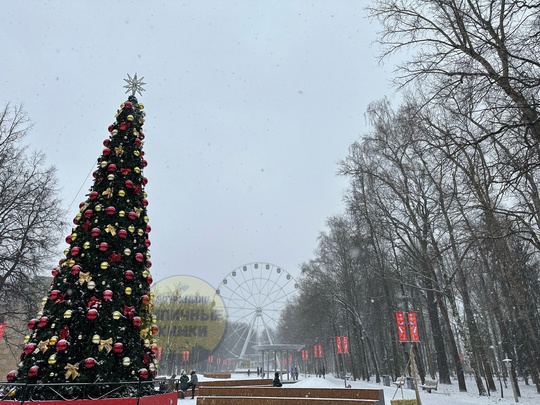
176;372;539;404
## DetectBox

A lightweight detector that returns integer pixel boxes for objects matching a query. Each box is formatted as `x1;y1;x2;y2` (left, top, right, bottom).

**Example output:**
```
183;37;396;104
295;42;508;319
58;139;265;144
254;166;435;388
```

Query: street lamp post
503;359;518;403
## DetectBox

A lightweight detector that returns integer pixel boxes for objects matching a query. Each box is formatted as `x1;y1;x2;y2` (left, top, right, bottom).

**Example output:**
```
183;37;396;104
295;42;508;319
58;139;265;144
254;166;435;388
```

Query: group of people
159;369;198;399
178;369;198;399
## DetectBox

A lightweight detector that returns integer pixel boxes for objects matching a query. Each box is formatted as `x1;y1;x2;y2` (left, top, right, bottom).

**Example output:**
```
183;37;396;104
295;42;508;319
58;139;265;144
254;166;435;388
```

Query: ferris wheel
215;262;299;360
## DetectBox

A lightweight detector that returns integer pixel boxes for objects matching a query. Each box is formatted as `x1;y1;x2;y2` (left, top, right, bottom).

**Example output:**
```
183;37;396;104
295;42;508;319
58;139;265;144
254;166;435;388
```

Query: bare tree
368;0;540;145
0;103;66;332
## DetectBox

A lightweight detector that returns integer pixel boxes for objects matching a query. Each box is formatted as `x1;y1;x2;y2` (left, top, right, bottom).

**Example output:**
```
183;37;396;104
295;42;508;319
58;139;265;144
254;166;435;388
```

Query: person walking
186;369;198;399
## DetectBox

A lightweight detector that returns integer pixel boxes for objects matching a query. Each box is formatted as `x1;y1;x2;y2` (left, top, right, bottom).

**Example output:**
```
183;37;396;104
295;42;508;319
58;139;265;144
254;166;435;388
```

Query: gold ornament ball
134;167;141;174
107;174;115;181
75;213;82;221
146;252;151;258
149;292;155;300
127;115;134;121
112;129;118;136
119;210;126;217
133;150;140;157
124;248;131;256
118;190;126;197
23;335;30;343
152;315;157;323
71;233;77;241
95;204;102;212
137;229;144;236
64;310;73;319
92;334;101;344
144;339;150;347
48;355;57;365
113;311;121;320
122;357;131;366
143;192;148;198
63;248;69;256
100;161;108;168
128;225;135;233
49;336;58;345
78;334;83;340
49;372;55;377
41;297;48;305
125;287;132;295
67;259;75;267
139;103;144;109
88;281;96;290
83;241;91;249
143;216;149;223
142;270;149;278
100;262;109;270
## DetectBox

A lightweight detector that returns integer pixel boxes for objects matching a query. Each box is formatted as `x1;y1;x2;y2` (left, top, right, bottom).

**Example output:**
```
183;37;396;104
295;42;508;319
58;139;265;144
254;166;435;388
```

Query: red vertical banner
289;354;293;363
336;336;343;354
342;336;349;354
0;323;6;340
395;311;408;342
318;344;323;358
408;311;420;342
313;344;318;358
157;346;162;360
208;355;213;363
182;350;190;361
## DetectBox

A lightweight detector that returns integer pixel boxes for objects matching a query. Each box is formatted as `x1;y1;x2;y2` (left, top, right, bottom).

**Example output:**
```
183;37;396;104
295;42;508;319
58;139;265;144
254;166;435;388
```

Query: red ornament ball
106;206;116;215
144;239;151;247
103;139;110;146
103;290;113;300
84;358;96;369
128;211;137;220
84;209;93;219
87;309;98;320
49;290;60;300
71;247;80;256
146;225;152;233
135;253;144;262
6;370;16;382
91;228;101;237
141;295;149;305
38;317;48;328
108;125;114;132
113;342;124;353
56;339;68;351
132;317;141;327
71;265;81;275
24;343;36;355
125;180;134;189
124;101;133;109
28;366;39;377
118;229;127;239
90;191;99;200
147;275;153;285
102;147;111;156
138;368;149;379
99;242;109;252
146;260;152;268
65;235;72;244
52;267;59;277
124;270;134;280
108;163;117;172
142;199;148;207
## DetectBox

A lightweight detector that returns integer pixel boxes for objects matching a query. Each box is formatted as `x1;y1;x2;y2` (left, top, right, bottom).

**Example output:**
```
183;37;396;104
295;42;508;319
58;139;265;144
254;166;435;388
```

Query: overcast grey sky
1;1;397;289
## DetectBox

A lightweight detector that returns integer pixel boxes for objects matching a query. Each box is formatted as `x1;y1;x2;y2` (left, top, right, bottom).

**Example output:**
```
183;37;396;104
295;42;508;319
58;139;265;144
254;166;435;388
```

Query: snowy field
176;372;539;404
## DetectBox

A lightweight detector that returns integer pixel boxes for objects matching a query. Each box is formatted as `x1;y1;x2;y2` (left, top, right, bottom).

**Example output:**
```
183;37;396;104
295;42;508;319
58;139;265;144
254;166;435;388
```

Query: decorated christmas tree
7;75;159;400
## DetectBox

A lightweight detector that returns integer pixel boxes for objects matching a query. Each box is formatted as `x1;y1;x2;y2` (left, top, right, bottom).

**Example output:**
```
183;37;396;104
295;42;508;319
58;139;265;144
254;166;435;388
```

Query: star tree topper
123;73;146;96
